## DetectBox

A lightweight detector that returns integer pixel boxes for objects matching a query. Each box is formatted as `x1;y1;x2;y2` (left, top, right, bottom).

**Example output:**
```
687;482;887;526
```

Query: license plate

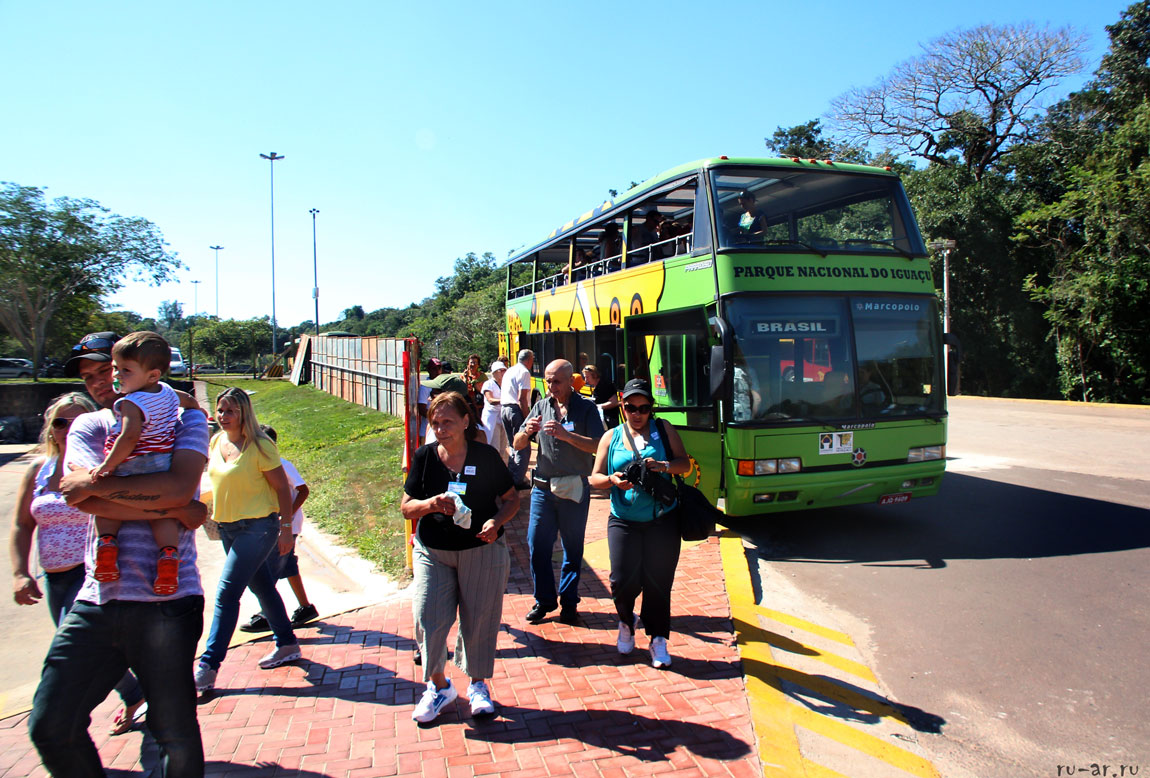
878;493;911;505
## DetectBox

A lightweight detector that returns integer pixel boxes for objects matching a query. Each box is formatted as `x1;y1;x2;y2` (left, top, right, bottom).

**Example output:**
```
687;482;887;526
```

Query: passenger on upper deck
632;209;665;264
598;223;622;267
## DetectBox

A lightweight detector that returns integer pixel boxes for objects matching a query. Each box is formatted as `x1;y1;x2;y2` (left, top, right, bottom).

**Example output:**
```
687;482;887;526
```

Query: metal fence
293;334;420;420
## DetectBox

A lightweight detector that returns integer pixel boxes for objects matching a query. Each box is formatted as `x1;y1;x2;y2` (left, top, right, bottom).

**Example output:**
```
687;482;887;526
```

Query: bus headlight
907;445;945;462
736;458;801;476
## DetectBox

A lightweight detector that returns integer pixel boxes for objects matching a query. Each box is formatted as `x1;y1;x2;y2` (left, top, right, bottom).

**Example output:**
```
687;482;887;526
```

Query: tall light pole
928;239;957;390
260;152;285;356
189;279;201;374
190;279;201;318
209;245;223;319
309;208;320;336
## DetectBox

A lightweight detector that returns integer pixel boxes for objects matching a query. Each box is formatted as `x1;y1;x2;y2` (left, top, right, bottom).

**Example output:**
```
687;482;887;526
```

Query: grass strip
202;379;409;579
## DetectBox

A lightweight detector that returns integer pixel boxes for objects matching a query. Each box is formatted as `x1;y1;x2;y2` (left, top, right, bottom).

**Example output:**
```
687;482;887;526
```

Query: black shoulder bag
652;418;721;541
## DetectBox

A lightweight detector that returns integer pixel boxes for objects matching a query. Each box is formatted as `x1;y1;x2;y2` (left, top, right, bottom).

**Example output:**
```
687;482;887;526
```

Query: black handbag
647;418;720;541
670;474;720;541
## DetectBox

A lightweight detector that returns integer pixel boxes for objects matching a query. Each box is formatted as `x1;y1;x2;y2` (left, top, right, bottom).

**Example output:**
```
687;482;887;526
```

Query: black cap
64;332;120;378
621;378;654;401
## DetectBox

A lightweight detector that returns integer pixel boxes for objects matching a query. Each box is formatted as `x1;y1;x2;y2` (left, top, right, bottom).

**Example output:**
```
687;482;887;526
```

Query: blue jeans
528;484;590;610
43;565;145;708
201;515;297;669
29;595;204;777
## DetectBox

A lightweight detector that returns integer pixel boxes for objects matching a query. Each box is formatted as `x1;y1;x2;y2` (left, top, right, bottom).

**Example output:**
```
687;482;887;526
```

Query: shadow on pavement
462;704;752;762
729;472;1150;568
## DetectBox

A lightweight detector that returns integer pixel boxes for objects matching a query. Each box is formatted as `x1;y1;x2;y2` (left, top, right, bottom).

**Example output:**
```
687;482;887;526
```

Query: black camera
622;460;678;507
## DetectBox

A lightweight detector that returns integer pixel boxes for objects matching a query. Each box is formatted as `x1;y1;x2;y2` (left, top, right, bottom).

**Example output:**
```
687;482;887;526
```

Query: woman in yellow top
193;387;301;693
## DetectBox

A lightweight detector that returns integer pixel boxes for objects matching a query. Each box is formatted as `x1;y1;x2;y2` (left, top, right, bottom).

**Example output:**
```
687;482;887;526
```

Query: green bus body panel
715;252;934;295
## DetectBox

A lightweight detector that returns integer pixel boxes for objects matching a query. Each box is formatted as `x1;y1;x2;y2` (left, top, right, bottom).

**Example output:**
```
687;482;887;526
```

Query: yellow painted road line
721;532;808;777
792;704;940;778
758;625;877;683
758;605;856;648
800;759;853;778
769;663;920;731
721;531;942;778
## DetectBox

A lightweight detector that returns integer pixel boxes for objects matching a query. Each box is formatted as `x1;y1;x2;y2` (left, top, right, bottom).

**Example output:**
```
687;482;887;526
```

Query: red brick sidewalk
1;492;761;778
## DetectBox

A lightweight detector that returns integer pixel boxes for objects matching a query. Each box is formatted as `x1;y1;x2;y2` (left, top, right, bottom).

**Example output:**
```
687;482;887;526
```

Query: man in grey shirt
513;359;604;625
28;332;208;777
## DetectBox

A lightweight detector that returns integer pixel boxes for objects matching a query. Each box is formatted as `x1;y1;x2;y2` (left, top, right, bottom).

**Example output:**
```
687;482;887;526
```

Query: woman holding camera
589;378;690;668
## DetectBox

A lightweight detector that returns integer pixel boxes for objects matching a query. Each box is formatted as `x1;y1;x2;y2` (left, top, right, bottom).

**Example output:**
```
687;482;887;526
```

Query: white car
170;348;187;377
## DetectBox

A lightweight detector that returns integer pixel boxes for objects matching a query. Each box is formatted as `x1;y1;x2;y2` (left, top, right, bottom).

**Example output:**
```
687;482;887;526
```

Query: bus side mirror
943;333;962;396
710;344;728;399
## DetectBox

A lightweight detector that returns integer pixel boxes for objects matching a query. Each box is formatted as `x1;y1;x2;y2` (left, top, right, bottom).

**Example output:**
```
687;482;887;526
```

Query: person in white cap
480;362;507;449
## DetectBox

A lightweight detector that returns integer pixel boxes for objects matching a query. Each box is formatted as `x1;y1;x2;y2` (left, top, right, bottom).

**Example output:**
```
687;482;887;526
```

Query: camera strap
619;421;661;521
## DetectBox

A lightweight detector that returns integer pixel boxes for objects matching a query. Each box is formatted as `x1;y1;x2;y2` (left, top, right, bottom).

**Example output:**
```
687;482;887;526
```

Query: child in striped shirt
92;331;203;594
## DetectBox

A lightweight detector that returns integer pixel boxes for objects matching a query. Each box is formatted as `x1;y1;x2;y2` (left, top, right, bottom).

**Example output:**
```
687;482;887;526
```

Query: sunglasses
71;337;117;353
623;403;653;415
51;417;75;430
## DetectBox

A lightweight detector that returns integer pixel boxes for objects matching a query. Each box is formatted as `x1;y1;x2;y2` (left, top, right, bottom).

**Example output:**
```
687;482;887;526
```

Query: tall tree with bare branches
829;24;1087;179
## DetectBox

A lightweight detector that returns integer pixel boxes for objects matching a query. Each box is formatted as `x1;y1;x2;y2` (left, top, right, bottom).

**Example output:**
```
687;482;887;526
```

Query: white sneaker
413;679;457;723
258;644;302;669
193;662;216;692
617;615;638;655
467;681;495;717
650;636;672;669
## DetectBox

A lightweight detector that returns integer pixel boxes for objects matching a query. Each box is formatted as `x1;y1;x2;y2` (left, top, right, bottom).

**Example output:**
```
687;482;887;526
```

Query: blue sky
1;0;1133;330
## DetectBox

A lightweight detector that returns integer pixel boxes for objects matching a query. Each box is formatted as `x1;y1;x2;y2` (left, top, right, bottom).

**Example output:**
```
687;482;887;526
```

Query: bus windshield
725;295;943;423
711;168;923;256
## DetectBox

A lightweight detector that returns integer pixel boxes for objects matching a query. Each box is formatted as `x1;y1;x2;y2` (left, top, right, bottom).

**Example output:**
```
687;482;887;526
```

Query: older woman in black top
401;391;519;723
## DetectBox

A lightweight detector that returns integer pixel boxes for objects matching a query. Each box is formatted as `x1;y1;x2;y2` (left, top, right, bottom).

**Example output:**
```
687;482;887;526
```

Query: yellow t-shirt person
207;433;283;523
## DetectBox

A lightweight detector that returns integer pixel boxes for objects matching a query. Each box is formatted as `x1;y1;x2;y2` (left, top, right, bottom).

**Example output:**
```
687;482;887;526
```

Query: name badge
562;421;575;432
464;465;476;476
448;481;467;495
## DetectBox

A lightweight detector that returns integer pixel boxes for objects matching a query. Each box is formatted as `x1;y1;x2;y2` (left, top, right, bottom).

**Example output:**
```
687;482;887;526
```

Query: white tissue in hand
446;491;472;529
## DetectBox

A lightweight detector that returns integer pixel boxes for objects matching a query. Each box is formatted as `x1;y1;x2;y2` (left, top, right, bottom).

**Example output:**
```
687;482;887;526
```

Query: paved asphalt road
734;397;1150;778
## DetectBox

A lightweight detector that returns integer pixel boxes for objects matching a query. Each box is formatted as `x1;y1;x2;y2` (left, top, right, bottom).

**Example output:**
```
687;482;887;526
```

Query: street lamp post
190;279;201;318
189;279;201;375
260;152;285;357
209;245;223;319
928;239;957;390
309;208;320;336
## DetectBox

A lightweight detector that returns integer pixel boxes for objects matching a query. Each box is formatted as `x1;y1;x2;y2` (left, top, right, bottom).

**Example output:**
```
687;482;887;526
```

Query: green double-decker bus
500;156;948;518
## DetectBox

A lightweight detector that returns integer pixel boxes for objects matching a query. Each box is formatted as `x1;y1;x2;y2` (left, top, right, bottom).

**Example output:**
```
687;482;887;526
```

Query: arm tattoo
105;490;162;503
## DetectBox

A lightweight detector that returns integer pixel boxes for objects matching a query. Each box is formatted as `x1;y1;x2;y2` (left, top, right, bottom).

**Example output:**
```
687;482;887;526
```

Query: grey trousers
412;537;510;682
500;404;528;484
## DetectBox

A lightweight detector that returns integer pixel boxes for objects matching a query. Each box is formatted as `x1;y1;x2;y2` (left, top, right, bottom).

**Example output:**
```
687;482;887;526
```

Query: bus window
724;297;854;421
710;168;923;255
850;296;942;416
625;181;697;266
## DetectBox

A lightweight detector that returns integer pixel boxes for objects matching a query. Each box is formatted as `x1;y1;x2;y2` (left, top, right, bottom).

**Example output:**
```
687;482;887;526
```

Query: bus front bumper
723;460;946;517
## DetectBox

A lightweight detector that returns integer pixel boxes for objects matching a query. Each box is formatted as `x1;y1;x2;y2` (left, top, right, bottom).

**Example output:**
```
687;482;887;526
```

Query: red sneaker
153;547;179;595
94;536;120;582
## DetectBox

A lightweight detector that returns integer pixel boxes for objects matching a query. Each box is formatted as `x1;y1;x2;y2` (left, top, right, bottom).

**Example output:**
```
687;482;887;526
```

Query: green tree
1014;1;1150;402
0;184;181;375
765;119;867;162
